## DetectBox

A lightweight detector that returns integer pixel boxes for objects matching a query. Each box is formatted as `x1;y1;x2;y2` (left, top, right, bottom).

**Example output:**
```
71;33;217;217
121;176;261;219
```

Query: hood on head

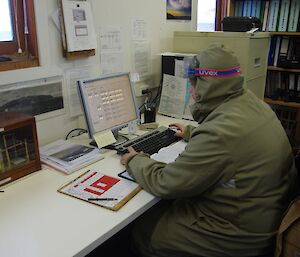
190;43;244;122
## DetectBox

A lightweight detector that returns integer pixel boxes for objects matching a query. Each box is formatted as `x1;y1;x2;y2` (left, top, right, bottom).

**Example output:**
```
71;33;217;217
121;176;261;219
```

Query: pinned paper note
94;130;116;148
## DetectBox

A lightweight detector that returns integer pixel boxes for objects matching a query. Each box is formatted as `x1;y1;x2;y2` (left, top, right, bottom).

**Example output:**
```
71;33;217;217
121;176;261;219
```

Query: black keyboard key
115;127;181;155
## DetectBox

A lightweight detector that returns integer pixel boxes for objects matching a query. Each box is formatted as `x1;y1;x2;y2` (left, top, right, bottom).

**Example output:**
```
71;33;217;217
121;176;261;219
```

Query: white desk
0;115;195;257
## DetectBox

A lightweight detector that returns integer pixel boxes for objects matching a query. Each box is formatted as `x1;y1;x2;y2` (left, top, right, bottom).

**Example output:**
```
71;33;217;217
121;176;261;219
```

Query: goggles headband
188;66;241;78
183;56;241;79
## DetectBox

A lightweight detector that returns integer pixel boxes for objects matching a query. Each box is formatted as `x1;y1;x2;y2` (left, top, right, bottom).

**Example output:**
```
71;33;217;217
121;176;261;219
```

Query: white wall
0;0;197;146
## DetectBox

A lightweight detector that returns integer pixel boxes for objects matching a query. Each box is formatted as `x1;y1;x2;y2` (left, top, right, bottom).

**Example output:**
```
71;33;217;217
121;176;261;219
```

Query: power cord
149;79;163;109
65;128;87;140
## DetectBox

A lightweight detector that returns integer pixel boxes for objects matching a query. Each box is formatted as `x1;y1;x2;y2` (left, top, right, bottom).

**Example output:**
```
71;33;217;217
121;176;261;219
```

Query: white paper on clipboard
62;0;97;51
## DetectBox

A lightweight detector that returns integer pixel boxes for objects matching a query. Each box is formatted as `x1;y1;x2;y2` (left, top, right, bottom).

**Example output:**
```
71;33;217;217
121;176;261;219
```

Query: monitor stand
89;130;128;150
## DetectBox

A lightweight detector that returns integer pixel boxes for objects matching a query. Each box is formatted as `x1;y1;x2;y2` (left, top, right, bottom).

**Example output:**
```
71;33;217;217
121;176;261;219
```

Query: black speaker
222;16;262;32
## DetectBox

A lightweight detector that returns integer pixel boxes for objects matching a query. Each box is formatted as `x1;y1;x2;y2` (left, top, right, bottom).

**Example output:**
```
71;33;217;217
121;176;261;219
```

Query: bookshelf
227;0;300;32
264;98;300;108
226;0;300;143
265;32;300;143
265;32;300;101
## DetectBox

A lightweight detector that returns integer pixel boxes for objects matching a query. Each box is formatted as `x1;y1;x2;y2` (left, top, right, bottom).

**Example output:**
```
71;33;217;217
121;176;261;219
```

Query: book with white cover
40;140;104;174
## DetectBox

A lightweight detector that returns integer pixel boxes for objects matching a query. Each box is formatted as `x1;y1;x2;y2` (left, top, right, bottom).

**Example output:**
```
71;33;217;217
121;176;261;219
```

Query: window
197;0;216;31
0;0;13;41
197;0;230;32
0;0;39;72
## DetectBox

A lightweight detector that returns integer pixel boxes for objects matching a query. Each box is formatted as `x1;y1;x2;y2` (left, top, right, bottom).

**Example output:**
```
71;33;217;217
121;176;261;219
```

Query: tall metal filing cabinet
173;31;270;99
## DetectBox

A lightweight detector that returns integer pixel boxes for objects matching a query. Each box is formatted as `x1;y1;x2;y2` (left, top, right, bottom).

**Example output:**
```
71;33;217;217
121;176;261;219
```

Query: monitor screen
78;73;139;140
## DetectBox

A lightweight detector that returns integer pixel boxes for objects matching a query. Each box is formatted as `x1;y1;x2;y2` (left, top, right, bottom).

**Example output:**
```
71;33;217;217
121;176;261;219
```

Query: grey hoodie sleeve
183;125;196;141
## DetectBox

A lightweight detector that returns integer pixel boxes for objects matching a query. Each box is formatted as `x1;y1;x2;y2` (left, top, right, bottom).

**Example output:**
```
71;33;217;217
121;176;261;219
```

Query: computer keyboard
115;126;182;155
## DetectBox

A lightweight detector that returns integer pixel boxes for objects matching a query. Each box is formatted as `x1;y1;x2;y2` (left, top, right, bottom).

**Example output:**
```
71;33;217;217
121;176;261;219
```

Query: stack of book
265;71;300;102
233;0;300;32
40;140;104;174
268;36;300;68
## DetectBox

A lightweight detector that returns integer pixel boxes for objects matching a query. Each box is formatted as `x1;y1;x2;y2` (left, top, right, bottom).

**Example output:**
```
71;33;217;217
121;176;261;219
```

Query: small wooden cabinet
0;112;41;187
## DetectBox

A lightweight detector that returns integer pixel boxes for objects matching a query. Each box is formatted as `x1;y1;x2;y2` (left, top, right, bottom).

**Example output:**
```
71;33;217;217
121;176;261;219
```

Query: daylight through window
0;0;39;72
0;0;13;41
197;1;216;32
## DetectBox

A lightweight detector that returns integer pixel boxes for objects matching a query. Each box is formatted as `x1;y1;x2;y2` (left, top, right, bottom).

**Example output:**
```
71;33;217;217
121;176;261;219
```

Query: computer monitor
78;72;139;147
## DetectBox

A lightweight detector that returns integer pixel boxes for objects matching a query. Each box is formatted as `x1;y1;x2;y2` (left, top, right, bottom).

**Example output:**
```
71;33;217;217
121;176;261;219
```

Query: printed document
158;74;187;118
62;0;97;51
118;141;187;181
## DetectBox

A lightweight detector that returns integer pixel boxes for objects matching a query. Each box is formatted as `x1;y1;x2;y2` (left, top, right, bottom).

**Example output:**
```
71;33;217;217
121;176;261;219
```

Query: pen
0;191;4;193
88;198;118;201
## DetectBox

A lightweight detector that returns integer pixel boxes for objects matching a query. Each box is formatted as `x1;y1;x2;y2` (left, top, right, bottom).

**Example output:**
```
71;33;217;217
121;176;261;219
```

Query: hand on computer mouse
169;123;185;138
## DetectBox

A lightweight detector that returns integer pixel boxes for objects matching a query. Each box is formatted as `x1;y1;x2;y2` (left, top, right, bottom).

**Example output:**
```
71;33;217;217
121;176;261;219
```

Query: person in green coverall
120;43;297;257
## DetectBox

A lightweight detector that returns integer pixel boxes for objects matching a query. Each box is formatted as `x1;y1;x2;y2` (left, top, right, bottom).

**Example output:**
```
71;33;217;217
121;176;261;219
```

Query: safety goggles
183;56;241;80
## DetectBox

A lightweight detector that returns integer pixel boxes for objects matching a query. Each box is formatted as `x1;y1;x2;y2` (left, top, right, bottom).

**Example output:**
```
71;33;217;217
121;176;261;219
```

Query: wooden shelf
63;49;95;60
264;98;300;108
267;66;300;73
0;57;39;72
270;32;300;36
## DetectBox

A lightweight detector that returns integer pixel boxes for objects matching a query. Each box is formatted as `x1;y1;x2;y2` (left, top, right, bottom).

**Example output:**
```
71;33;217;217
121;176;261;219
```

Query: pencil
88;198;118;201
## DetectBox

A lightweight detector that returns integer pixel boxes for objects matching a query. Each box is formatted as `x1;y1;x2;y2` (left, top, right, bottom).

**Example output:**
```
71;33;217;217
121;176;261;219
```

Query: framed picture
0;76;64;120
166;0;192;20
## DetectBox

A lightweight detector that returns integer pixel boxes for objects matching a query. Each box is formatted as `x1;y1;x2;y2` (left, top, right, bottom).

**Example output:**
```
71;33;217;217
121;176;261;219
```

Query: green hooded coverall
125;44;297;257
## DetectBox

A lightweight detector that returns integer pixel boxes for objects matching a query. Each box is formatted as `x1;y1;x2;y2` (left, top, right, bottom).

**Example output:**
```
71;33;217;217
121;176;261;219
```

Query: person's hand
169;123;186;138
120;146;138;165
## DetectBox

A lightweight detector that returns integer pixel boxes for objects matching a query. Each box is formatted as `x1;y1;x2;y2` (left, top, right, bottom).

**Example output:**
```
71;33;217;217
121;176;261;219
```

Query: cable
22;0;29;56
149;79;163;108
13;0;22;54
65;128;87;140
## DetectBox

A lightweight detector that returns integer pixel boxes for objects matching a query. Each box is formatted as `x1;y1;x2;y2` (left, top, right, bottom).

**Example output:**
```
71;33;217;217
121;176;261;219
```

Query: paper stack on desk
118;141;187;182
40;140;104;174
151;140;187;163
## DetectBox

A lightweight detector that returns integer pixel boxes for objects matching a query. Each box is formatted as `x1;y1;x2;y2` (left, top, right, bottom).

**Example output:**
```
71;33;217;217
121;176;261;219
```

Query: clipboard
58;0;96;60
58;170;141;211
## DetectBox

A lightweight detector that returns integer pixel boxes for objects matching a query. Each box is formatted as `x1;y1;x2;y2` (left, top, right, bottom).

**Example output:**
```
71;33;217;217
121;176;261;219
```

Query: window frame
216;0;231;31
0;0;39;72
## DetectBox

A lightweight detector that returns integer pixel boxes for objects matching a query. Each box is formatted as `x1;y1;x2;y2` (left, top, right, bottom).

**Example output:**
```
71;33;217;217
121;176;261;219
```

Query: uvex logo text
194;66;241;77
198;70;218;76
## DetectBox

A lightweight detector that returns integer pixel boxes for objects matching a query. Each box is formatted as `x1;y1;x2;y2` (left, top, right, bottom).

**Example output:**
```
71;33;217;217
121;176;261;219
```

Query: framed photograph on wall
0;76;65;120
166;0;192;20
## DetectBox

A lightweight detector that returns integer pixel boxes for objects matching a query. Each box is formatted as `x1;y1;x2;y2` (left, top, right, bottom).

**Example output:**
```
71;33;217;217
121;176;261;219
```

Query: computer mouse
169;126;179;132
